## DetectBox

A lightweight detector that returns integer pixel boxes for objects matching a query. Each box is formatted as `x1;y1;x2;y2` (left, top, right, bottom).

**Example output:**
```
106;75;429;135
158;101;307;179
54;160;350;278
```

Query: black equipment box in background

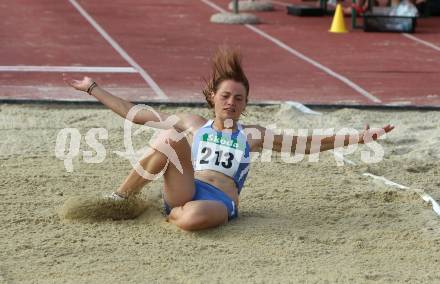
363;13;417;33
286;4;325;16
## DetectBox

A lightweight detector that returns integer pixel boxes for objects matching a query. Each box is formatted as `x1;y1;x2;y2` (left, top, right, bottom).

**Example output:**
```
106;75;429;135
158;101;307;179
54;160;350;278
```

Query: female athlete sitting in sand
65;48;394;231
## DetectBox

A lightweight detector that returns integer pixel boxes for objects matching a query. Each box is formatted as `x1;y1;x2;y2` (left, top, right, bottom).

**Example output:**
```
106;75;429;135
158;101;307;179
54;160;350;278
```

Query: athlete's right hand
63;74;94;92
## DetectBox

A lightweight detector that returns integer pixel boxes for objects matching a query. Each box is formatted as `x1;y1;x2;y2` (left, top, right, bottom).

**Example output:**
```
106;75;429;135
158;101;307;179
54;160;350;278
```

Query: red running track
1;0;439;106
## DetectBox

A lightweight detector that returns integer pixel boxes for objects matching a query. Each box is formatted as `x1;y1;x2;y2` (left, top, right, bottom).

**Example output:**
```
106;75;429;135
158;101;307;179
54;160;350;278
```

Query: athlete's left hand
359;124;395;144
63;74;95;93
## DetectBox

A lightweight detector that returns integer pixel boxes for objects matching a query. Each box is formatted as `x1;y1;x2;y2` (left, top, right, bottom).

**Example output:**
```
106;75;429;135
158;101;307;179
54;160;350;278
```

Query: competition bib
194;133;245;177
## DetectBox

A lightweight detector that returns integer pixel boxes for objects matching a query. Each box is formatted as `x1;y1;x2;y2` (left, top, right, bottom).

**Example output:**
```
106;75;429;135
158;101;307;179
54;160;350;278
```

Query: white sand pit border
285;100;440;219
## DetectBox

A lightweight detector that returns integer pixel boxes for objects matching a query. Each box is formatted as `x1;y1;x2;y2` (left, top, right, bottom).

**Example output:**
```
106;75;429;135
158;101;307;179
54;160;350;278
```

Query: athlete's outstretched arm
303;124;394;154
64;76;204;131
255;124;394;154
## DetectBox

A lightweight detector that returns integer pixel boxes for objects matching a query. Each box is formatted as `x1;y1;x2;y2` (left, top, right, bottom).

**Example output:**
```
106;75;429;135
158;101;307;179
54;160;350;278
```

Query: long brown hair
202;47;249;108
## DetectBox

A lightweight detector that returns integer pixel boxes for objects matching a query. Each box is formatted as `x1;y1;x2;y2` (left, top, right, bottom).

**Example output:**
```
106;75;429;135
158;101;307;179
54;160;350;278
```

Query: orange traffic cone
329;4;348;33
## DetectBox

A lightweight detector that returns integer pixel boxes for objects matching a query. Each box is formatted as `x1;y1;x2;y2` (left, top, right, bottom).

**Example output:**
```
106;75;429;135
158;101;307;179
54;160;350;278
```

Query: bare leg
168;200;228;231
115;147;168;197
114;129;229;230
115;129;195;207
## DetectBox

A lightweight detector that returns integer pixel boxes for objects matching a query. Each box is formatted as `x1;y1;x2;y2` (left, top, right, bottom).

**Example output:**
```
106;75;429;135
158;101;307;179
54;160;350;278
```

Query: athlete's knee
171;206;212;231
151;129;189;148
148;130;191;171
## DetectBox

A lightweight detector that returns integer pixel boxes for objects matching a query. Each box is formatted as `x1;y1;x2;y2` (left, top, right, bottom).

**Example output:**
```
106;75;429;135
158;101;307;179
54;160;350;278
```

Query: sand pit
1;103;440;282
59;195;150;222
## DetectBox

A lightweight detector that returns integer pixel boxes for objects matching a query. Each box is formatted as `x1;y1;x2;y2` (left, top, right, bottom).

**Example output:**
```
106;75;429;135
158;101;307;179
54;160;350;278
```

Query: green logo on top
202;133;244;150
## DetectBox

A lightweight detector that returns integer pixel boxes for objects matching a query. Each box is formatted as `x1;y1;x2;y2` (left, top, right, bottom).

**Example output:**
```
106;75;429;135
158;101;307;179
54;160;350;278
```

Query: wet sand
1;103;439;283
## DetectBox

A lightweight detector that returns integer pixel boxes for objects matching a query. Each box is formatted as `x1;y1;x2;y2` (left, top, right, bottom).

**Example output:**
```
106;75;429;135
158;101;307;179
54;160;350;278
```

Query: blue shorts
164;179;238;220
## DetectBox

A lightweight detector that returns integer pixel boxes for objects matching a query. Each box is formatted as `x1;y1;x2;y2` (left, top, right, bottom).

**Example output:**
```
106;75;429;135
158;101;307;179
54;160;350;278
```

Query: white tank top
191;120;250;193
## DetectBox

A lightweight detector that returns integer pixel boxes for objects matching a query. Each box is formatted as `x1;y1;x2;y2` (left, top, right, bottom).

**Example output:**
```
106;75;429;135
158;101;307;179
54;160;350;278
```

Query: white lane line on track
245;25;382;103
201;0;382;104
68;0;168;100
0;66;137;73
402;34;440;52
